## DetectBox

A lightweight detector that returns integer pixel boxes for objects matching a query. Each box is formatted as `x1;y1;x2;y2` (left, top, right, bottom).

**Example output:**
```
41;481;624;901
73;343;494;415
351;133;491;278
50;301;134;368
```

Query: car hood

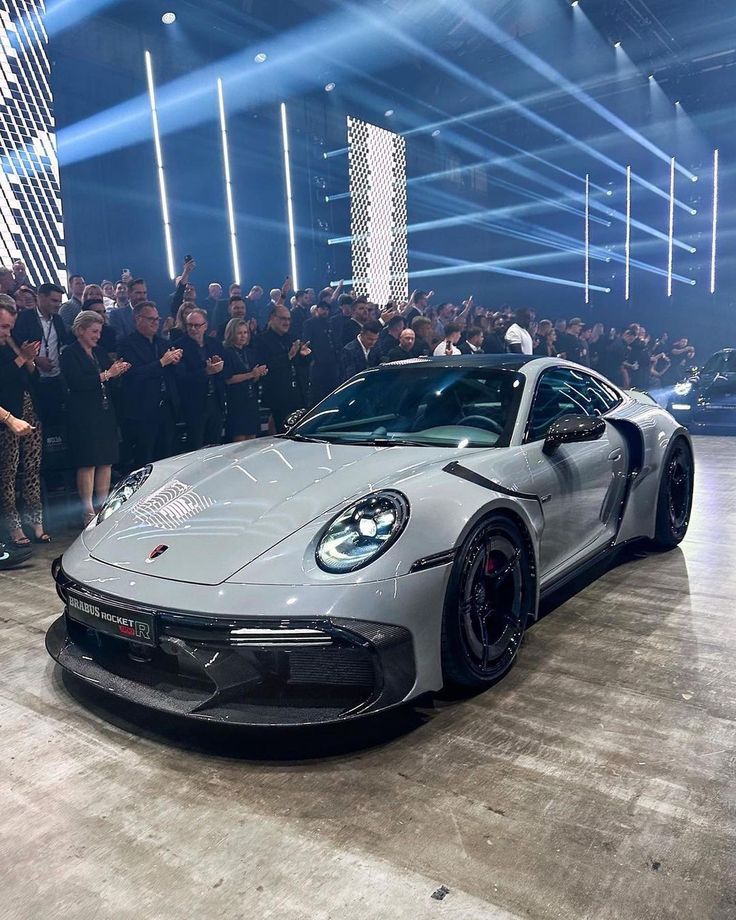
82;438;483;585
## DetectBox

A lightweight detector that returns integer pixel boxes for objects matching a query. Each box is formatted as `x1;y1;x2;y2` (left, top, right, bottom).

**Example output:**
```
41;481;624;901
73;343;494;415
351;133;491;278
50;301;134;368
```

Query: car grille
49;570;415;726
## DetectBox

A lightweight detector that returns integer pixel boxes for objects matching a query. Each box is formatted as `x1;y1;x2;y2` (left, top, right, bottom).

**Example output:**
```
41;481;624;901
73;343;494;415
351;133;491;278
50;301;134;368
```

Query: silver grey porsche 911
47;355;694;726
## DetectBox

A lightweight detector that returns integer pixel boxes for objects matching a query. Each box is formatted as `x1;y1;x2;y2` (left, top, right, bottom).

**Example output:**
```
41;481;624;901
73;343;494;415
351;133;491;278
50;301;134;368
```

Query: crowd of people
0;256;698;558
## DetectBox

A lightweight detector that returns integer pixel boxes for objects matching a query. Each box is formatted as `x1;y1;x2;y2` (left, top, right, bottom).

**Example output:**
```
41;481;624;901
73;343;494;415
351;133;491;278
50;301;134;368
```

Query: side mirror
543;414;605;455
285;408;308;430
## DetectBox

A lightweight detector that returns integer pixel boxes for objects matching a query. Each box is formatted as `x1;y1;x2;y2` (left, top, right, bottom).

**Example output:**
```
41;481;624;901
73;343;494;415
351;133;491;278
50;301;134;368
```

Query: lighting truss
280;103;298;290
347;116;408;305
217;79;240;285
145;50;175;280
0;0;67;286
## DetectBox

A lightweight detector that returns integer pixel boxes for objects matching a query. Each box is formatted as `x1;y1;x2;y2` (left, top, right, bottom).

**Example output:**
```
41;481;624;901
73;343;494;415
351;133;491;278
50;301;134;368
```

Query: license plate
67;591;156;646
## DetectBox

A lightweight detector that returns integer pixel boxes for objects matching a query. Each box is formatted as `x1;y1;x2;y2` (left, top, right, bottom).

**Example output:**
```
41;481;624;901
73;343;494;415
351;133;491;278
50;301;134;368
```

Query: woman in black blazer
60;311;130;527
222;319;267;441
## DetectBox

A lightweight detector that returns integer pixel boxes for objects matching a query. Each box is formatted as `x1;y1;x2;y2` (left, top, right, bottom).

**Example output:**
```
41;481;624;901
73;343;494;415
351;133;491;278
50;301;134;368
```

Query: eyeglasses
187;322;206;329
141;315;160;323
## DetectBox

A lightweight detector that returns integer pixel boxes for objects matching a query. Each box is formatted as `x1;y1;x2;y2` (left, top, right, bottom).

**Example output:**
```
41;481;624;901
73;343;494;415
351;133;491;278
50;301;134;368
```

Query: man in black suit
341;320;381;382
373;314;405;364
290;290;311;341
459;327;484;355
254;303;311;432
303;299;337;407
118;301;183;468
13;282;68;426
177;308;226;451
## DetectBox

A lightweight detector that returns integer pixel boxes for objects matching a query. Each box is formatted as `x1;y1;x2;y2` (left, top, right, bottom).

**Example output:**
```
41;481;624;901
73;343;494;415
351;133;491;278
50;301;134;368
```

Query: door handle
608;450;622;461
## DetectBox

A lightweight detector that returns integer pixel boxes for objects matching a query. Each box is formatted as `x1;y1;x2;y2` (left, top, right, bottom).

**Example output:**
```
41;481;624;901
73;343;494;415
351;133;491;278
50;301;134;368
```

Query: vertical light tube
145;51;175;280
625;165;631;301
280;102;299;290
710;148;719;294
667;156;675;298
217;79;241;285
584;174;590;305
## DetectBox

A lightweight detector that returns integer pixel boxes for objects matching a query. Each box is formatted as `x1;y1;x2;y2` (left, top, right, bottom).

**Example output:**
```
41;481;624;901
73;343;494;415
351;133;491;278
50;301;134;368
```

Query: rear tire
652;437;694;549
441;514;534;688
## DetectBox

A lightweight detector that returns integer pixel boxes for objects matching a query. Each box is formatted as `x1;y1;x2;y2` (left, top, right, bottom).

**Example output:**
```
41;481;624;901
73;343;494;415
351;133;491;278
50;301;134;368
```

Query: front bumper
46;568;423;726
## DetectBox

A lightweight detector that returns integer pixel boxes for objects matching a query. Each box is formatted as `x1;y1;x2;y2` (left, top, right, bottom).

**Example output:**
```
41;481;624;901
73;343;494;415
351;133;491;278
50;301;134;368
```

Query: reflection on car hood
83;438;483;585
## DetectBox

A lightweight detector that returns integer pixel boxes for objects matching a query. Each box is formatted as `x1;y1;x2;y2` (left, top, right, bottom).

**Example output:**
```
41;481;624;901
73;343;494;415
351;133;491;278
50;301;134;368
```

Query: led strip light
710;148;719;294
217;79;240;285
280;102;299;290
145;50;175;280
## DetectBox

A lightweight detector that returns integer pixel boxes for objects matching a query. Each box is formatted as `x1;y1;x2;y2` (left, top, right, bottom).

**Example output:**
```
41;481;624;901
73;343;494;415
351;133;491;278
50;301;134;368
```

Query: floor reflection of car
668;348;736;430
47;356;694;727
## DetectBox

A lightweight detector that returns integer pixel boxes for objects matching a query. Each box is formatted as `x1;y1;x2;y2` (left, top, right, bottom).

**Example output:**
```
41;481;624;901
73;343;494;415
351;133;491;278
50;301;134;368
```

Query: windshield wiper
278;433;328;443
368;438;432;447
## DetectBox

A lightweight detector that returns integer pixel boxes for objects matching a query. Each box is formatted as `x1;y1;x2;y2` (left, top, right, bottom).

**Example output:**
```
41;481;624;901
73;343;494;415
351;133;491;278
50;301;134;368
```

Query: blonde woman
222;319;267;442
60;311;130;527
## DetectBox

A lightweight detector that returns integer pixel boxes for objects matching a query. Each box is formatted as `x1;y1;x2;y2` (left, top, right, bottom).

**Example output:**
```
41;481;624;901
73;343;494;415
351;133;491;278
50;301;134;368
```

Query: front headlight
674;381;693;397
316;491;409;573
97;465;153;524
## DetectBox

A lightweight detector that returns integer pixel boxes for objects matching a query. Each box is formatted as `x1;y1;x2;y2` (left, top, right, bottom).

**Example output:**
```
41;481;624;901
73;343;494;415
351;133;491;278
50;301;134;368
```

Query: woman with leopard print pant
0;308;49;547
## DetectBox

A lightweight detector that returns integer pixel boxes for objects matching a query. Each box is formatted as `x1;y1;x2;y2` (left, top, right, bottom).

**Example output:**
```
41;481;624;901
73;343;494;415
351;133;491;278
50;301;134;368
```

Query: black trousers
185;396;224;451
123;401;178;470
36;377;66;428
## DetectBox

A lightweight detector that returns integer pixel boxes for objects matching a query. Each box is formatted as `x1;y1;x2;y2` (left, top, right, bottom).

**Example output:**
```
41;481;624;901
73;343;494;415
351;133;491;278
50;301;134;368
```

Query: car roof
379;355;538;371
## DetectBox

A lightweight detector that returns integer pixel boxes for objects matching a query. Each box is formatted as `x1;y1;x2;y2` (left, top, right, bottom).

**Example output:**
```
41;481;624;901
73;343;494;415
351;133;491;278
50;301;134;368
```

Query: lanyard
88;348;110;410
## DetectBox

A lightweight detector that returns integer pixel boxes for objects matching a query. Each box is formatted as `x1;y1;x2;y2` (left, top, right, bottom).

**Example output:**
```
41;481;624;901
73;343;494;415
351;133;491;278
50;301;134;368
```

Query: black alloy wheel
442;515;534;688
653;437;694;549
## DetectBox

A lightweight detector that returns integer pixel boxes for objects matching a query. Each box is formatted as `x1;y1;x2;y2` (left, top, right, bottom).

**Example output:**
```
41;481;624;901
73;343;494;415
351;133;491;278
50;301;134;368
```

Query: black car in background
668;348;736;430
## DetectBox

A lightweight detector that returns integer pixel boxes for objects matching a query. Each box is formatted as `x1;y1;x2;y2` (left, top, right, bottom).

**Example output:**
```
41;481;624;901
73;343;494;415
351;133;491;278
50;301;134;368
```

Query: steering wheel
457;415;504;434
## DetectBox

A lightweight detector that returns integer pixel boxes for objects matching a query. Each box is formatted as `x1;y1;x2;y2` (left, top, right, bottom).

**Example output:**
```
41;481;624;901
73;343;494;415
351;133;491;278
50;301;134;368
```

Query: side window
527;368;618;442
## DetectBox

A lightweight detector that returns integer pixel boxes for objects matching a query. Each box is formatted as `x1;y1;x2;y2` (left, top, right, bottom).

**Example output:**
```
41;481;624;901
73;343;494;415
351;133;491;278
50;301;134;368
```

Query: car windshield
703;352;736;375
290;363;525;448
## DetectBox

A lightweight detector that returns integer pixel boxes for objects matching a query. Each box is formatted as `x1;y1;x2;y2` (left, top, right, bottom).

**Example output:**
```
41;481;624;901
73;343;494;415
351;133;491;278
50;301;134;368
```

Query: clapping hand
160;347;183;367
288;339;302;360
20;340;41;362
108;359;131;378
299;340;311;358
206;355;224;375
254;364;268;379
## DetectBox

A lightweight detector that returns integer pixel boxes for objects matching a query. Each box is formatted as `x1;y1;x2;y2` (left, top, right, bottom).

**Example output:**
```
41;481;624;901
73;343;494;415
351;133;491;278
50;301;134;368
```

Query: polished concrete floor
1;435;734;920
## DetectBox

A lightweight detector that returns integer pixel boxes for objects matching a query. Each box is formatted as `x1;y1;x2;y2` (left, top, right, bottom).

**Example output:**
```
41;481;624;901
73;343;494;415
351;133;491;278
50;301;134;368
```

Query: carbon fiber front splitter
46;606;417;727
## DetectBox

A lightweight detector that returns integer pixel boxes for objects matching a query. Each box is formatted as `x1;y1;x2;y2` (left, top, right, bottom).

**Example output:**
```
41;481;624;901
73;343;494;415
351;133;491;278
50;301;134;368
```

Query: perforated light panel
0;1;66;286
348;116;407;305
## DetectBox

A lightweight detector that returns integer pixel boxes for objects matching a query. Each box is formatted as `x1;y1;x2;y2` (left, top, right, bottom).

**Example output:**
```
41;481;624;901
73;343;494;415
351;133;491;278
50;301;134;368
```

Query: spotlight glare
431;129;441;137
614;41;622;49
384;109;394;117
571;0;579;6
691;209;697;216
674;100;681;106
648;74;654;80
325;82;336;92
161;12;176;24
606;190;613;196
691;175;698;182
254;52;267;64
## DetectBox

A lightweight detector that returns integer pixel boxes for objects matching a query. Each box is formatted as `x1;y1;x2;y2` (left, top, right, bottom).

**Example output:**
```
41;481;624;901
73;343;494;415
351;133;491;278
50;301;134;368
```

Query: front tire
441;515;535;688
653;437;694;549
